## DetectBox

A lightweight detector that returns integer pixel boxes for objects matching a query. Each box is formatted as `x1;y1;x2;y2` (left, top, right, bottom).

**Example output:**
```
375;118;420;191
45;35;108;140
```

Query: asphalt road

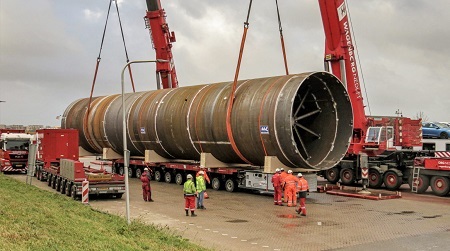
10;174;450;251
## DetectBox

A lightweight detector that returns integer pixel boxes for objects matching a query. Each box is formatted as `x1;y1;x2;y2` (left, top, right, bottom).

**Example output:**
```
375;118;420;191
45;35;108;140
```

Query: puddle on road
226;219;248;223
395;211;415;215
422;215;442;219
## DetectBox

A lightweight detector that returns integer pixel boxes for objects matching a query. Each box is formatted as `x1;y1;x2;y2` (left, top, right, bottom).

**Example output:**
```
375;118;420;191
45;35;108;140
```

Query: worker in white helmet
140;167;153;202
271;168;283;205
183;174;197;217
196;171;207;209
295;173;309;216
282;170;299;207
279;167;288;203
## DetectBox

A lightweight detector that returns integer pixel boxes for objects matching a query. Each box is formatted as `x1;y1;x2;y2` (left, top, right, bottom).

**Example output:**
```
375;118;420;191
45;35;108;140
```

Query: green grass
0;174;209;251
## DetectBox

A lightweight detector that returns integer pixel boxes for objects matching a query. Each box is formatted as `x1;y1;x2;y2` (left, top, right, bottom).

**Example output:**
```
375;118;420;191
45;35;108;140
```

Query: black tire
51;176;57;189
410;174;430;194
368;169;383;188
135;168;142;179
154;170;162;182
55;178;61;192
211;177;222;191
47;174;52;187
36;170;41;181
383;171;402;190
340;168;355;185
65;182;71;196
128;167;134;178
115;193;123;199
164;171;173;183
71;185;78;200
439;132;449;139
225;179;236;192
175;173;184;185
60;180;66;194
430;176;450;196
118;166;125;176
325;167;340;183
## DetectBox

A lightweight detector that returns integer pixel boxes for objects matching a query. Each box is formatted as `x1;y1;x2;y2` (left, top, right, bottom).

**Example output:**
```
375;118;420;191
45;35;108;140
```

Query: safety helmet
275;168;280;173
280;168;284;171
200;165;205;169
288;170;293;174
199;171;204;175
187;174;193;179
297;173;303;177
144;167;149;171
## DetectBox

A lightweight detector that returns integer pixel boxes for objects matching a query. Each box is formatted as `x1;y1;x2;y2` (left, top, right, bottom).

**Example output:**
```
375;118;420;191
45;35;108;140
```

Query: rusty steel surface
11;174;450;251
62;72;353;170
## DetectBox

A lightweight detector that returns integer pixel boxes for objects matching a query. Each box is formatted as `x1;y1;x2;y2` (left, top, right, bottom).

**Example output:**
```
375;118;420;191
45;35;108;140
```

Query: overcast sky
1;0;449;127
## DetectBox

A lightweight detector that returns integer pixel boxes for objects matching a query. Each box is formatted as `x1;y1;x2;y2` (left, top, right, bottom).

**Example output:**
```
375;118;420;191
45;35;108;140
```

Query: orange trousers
285;186;297;207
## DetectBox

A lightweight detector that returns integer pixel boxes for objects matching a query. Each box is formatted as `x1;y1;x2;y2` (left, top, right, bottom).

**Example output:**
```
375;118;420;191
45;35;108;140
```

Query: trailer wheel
211;177;222;191
383;171;402;190
135;168;142;179
55;178;61;192
325;167;340;183
118;166;125;176
47;174;52;186
51;176;57;189
175;173;184;185
340;168;355;185
430;176;450;196
65;182;71;196
225;179;236;192
71;185;78;200
60;180;66;194
36;170;41;181
128;167;134;178
38;171;45;182
368;169;383;188
164;172;173;183
409;174;430;194
154;170;162;182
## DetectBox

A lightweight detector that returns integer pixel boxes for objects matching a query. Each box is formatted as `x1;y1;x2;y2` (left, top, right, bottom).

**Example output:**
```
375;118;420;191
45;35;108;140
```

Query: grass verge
0;174;209;251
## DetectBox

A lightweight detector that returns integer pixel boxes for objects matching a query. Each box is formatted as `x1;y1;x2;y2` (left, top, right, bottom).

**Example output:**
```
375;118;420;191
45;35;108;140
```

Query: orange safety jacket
297;177;309;192
280;172;288;184
283;174;299;188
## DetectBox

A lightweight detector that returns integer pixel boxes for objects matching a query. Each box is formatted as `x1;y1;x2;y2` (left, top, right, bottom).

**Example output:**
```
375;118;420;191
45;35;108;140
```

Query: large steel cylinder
62;72;353;170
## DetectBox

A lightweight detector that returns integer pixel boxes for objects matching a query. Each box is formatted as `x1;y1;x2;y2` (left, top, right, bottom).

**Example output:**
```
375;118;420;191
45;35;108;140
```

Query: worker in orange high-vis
279;168;288;203
282;170;299;207
271;168;283;206
295;173;309;216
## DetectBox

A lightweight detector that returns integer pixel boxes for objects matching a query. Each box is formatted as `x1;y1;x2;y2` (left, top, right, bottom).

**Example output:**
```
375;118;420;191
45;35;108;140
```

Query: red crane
144;0;178;89
318;0;425;189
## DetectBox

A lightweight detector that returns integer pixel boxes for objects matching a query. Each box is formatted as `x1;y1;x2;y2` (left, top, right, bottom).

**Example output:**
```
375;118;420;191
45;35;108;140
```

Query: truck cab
0;132;33;173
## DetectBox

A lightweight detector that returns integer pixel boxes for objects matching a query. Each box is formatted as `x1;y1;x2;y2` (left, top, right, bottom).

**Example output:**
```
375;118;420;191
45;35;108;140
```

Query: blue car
422;122;450;139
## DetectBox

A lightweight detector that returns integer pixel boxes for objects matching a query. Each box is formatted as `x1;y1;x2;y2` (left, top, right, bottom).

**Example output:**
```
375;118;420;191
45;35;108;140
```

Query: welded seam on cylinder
103;95;122;150
188;84;211;155
258;77;284;156
274;75;300;167
88;96;110;152
136;91;160;153
127;92;147;155
226;79;253;164
154;89;176;158
61;99;81;129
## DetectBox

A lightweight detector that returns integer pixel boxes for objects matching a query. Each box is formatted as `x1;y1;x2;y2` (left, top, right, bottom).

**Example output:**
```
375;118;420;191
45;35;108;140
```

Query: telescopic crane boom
318;0;367;155
144;0;178;89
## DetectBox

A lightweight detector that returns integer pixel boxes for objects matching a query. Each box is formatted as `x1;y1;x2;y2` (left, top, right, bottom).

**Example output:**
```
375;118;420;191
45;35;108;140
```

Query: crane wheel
430;176;450;196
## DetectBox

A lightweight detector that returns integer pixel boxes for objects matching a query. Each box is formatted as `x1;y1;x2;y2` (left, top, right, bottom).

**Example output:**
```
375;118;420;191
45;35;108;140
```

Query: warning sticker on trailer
140;127;146;134
260;125;269;134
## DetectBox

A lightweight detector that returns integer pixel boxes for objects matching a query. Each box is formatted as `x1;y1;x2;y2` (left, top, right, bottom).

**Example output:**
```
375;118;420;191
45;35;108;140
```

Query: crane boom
145;0;178;89
318;0;367;154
